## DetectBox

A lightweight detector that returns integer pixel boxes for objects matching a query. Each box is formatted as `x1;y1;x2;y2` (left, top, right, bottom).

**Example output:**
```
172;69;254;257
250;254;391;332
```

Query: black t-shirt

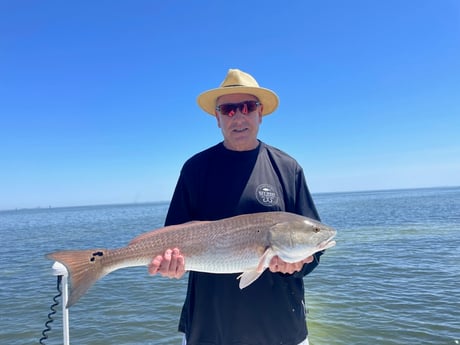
165;141;321;345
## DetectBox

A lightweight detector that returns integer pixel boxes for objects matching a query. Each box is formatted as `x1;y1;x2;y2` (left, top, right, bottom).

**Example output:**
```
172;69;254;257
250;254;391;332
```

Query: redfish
47;211;336;307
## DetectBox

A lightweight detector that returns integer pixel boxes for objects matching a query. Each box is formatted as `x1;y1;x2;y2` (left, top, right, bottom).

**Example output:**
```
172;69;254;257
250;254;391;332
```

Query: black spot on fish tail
90;251;104;262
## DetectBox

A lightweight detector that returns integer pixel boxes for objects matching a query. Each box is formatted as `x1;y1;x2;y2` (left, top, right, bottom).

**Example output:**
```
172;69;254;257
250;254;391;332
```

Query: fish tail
46;249;111;308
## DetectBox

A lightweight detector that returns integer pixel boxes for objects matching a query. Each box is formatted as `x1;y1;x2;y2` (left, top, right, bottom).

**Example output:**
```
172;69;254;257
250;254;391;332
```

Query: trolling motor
39;262;70;345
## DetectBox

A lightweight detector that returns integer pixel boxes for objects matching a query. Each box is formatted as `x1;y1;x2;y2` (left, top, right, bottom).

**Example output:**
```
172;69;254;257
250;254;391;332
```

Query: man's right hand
148;248;186;279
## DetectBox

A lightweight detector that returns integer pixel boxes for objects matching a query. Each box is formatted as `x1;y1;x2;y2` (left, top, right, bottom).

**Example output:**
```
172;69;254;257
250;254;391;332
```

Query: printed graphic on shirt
255;184;279;207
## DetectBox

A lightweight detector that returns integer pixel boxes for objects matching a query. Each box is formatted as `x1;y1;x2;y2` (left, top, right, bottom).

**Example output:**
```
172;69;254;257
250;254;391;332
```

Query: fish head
268;217;336;263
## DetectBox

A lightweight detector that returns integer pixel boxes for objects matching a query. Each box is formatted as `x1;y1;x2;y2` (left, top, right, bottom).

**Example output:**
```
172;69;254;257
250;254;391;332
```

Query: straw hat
197;69;279;116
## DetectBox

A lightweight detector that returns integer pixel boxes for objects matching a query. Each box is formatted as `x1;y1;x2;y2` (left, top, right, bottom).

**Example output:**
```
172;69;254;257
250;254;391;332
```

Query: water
0;187;459;345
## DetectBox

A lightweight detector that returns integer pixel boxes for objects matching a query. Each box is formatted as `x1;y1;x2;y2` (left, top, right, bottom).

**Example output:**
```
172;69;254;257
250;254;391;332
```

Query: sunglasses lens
245;101;258;112
219;104;236;115
217;101;259;116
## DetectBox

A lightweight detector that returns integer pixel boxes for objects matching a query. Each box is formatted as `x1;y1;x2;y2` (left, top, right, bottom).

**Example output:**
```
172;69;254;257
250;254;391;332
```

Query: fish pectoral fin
237;248;275;289
256;247;274;272
237;270;265;289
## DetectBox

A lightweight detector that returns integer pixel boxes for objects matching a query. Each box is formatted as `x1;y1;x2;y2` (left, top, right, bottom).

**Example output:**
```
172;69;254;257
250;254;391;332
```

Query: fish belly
184;247;262;274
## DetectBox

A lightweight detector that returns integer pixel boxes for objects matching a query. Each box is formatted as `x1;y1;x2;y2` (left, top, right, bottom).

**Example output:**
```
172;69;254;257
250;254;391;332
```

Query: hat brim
197;86;279;116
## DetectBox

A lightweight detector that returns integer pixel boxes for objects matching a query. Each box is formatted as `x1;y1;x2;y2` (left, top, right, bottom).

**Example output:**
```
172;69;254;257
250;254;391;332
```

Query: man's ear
258;105;264;123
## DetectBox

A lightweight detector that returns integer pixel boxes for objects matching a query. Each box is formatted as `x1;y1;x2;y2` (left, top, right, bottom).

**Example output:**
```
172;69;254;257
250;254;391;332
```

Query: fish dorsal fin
128;221;205;245
237;248;275;289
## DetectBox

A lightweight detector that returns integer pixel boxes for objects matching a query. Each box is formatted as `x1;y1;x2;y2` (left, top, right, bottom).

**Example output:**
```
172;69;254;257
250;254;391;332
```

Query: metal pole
51;262;70;345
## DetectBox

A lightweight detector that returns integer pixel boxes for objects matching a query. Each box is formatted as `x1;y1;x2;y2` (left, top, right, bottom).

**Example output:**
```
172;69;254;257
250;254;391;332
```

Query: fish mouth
318;237;336;251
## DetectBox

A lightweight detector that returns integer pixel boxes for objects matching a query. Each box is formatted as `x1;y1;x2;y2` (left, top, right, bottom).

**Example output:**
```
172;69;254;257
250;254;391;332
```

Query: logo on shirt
255;184;279;207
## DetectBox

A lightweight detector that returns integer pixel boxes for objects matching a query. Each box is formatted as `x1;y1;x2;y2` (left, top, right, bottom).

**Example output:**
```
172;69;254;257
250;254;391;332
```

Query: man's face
215;93;263;151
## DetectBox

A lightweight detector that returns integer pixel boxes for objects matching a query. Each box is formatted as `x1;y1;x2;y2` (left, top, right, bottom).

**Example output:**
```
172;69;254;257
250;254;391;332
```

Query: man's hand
148;248;186;279
269;255;314;274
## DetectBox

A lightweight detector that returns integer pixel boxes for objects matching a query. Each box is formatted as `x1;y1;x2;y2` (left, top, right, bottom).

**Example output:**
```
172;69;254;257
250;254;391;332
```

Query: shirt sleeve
164;168;194;226
293;166;324;277
295;167;321;221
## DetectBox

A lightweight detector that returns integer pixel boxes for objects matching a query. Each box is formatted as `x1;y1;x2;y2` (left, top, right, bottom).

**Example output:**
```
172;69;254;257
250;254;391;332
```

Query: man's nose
233;106;248;118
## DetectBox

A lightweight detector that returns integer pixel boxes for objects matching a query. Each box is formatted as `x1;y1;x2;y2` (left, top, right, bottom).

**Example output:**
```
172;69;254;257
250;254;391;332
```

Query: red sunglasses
215;100;261;117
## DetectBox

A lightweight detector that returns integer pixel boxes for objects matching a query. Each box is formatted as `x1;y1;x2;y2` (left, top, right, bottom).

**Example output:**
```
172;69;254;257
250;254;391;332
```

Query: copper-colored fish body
46;211;336;307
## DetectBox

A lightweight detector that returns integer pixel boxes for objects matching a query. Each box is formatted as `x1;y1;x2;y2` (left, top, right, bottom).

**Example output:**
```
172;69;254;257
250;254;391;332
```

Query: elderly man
149;69;323;345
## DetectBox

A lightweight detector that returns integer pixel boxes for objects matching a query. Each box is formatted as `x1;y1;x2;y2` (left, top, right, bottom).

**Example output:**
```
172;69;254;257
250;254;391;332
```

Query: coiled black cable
39;275;62;344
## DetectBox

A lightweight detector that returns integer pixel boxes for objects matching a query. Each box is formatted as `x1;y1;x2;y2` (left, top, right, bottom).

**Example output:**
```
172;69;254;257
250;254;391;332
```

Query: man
149;69;323;345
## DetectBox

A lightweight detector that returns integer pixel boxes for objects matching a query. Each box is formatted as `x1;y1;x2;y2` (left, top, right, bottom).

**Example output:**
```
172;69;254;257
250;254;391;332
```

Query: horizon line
1;185;458;213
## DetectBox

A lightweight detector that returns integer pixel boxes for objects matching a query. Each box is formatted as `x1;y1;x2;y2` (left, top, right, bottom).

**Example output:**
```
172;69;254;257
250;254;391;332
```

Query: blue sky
1;0;459;210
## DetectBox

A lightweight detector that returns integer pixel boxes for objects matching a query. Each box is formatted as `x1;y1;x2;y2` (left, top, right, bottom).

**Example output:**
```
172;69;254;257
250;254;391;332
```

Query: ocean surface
0;187;459;345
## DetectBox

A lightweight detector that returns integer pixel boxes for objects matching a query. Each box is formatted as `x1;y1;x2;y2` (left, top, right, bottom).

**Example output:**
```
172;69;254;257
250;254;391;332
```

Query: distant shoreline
0;200;170;213
1;185;459;213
